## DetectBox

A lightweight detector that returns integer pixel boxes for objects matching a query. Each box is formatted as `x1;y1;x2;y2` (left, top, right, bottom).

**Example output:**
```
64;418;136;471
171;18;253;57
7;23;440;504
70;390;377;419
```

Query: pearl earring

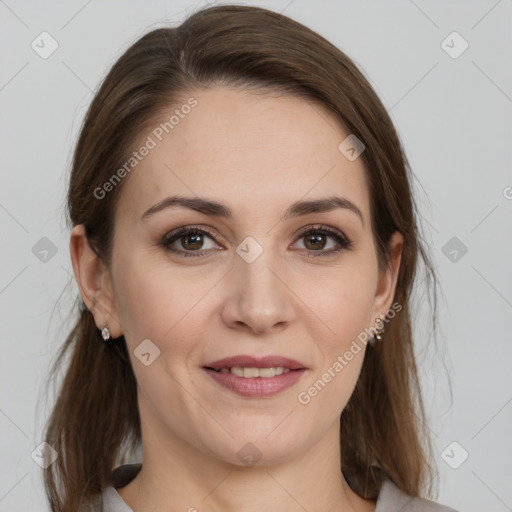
368;318;385;346
101;324;111;341
374;318;385;341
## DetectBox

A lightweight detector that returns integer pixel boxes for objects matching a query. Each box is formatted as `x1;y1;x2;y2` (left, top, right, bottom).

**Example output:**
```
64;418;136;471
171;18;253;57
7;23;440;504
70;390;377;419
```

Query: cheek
113;245;378;358
303;265;377;351
295;276;372;423
112;254;214;352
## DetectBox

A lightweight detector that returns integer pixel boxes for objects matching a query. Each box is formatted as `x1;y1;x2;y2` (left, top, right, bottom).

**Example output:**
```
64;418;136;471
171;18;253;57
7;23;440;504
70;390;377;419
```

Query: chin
200;422;309;468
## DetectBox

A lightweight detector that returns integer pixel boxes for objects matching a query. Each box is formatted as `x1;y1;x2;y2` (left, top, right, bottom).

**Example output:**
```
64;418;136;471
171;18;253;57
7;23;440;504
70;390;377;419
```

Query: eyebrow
141;195;364;226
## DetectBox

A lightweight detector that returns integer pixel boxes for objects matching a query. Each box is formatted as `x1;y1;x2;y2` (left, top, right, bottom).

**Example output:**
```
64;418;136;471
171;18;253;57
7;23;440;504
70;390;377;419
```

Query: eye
160;224;352;258
292;225;352;257
160;226;221;258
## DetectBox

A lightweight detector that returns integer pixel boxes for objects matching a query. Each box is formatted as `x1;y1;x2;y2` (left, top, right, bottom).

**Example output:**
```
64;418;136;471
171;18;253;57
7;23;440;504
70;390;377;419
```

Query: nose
220;245;296;335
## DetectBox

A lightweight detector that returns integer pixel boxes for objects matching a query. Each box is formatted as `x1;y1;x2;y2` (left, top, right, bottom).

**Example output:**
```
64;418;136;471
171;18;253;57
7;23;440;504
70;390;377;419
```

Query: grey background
1;1;511;510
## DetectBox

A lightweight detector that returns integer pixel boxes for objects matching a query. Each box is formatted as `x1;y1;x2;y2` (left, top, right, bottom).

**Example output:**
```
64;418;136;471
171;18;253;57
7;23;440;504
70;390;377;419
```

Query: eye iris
304;233;326;250
182;233;203;250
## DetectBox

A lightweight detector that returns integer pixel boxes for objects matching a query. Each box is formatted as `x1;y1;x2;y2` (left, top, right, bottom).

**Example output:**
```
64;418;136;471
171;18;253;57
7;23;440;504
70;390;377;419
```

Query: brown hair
43;4;440;510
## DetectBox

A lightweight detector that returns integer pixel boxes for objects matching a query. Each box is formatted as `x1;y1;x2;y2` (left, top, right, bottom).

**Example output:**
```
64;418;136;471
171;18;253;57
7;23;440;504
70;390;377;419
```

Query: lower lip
203;368;307;398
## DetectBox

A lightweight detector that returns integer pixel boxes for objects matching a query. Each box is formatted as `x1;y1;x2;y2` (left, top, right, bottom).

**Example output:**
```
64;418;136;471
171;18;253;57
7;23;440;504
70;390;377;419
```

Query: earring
101;324;111;341
374;318;385;341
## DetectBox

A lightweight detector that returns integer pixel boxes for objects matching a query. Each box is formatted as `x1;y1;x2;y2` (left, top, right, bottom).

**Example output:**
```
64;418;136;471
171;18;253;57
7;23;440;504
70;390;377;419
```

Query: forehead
116;86;370;224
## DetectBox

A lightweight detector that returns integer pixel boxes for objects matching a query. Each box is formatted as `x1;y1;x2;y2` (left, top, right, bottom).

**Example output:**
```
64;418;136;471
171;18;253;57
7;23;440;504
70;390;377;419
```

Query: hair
43;4;440;511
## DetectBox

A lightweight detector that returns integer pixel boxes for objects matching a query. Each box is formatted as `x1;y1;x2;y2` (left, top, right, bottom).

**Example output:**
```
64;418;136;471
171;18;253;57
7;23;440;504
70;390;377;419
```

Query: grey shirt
101;466;459;512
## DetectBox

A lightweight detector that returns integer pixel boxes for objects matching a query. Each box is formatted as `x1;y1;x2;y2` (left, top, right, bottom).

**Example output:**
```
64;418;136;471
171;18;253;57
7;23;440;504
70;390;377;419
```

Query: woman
43;4;458;511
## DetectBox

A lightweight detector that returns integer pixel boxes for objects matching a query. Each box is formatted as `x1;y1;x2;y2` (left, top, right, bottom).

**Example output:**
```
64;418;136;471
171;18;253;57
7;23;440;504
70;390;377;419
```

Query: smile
209;366;292;377
203;367;306;398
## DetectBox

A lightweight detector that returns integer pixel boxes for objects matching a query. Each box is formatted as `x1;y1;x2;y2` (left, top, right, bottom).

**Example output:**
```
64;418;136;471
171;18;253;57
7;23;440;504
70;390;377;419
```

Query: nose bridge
238;244;278;296
224;236;294;332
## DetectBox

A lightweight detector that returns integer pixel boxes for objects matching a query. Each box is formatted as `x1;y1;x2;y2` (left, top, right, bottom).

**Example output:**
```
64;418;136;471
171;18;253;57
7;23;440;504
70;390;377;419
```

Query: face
78;86;402;467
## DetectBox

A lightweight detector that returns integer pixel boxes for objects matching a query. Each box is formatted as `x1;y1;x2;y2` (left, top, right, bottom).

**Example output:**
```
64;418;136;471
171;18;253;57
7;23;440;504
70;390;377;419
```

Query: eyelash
159;224;352;258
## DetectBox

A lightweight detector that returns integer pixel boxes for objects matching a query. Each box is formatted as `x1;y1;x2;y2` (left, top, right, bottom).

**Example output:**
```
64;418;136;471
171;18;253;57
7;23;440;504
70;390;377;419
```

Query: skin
71;86;403;512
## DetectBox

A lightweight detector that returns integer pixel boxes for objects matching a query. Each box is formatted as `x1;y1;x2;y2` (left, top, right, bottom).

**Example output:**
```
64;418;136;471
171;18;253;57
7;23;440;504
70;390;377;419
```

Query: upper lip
204;355;308;371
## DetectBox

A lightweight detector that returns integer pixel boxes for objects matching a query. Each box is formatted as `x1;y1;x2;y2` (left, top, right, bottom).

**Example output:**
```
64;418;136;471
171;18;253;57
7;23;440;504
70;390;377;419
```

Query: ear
372;231;403;322
69;224;123;338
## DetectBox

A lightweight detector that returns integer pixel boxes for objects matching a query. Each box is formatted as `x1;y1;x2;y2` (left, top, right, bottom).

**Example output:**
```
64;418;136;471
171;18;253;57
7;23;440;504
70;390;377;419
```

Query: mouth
205;366;293;377
204;354;307;372
202;355;308;398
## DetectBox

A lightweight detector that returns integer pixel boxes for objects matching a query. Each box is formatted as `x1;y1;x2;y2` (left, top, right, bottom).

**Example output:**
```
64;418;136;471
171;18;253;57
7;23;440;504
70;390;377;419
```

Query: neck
116;420;375;512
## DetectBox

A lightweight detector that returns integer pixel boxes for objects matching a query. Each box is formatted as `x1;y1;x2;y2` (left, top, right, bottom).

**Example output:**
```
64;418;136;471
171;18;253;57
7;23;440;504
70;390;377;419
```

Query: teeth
227;366;291;378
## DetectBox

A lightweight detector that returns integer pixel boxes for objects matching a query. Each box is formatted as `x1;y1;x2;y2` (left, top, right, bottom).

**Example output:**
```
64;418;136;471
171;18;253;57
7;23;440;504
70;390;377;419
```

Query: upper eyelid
162;224;350;248
162;225;222;244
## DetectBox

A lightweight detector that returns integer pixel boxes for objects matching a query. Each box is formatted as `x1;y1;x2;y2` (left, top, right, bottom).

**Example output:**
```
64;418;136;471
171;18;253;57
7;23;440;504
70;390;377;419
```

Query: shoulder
101;467;461;512
376;479;459;512
101;463;142;512
102;486;134;512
